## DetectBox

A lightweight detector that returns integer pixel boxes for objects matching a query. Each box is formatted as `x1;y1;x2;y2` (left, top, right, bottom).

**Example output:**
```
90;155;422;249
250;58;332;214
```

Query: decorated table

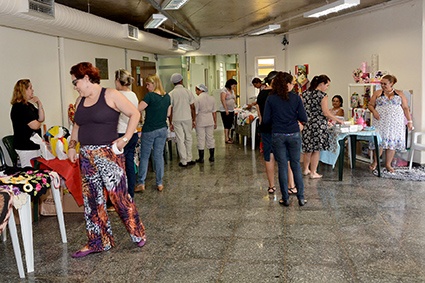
32;158;83;206
234;108;259;150
0;169;66;273
320;128;382;181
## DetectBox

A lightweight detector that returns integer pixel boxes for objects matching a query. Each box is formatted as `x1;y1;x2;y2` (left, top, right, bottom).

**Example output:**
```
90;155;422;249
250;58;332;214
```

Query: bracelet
407;121;413;124
69;139;77;149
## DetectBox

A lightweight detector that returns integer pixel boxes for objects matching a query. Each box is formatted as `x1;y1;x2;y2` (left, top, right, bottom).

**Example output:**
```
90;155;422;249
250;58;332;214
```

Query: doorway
130;60;156;101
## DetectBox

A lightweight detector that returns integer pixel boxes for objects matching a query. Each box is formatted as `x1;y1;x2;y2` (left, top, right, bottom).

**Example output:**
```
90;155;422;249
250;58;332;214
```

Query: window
256;57;276;78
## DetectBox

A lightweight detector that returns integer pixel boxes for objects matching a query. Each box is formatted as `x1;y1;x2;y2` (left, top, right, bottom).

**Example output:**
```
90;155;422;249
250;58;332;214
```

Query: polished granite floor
1;129;425;282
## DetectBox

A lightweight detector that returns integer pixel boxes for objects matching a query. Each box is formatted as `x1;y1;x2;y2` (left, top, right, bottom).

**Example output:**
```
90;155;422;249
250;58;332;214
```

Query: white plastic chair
0;190;25;278
409;132;425;170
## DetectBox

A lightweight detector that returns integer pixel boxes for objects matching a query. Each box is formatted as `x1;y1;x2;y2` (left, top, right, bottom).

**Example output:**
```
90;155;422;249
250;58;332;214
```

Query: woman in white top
115;69;139;197
219;79;237;144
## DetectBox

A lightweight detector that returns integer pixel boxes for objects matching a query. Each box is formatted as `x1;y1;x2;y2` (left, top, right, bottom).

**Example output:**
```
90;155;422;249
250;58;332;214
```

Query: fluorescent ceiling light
304;0;360;18
178;44;196;51
163;0;190;10
248;24;281;36
144;14;167;29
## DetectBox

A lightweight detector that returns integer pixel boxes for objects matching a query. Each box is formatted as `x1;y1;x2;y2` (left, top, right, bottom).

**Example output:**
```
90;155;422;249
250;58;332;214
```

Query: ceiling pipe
144;0;199;44
0;0;184;55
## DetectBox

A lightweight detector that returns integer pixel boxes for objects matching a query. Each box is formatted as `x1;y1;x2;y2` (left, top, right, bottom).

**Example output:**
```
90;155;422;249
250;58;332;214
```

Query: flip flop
225;140;233;144
268;186;276;194
71;248;101;258
288;187;297;194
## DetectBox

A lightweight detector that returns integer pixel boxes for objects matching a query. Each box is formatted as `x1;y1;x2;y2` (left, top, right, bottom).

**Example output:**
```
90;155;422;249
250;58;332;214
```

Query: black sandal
288;187;297;195
268;186;276;194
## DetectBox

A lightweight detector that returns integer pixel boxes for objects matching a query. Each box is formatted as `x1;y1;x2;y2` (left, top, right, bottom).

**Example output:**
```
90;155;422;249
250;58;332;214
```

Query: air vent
123;24;139;40
21;0;55;19
170;39;179;50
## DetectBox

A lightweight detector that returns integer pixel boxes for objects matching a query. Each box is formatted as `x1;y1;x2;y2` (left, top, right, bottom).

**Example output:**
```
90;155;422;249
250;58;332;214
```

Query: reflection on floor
1;129;425;282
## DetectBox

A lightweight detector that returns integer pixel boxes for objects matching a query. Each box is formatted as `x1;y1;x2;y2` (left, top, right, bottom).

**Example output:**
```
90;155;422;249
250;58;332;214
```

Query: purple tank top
74;87;119;145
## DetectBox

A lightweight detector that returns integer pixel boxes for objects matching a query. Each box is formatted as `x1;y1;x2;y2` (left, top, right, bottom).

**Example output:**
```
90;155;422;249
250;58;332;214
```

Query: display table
0;170;66;273
32;158;83;206
320;130;381;181
234;109;258;150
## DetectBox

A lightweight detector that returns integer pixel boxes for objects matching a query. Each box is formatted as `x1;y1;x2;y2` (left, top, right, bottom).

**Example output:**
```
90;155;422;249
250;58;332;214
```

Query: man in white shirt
169;73;196;167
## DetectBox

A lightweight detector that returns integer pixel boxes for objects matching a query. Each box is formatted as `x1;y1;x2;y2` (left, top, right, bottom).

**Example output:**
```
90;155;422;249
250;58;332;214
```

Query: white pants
15;149;40;168
173;120;193;165
196;125;215;150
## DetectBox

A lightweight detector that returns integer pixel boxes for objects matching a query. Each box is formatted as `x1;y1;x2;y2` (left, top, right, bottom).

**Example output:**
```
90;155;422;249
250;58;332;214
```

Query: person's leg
309;151;322;178
173;120;187;165
370;147;383;170
287;163;296;194
385;149;396;172
196;126;205;151
205;125;215;150
78;146;114;252
152;127;167;188
119;132;138;198
261;133;275;192
287;133;304;202
302;152;311;175
97;147;146;244
137;131;155;187
227;112;235;141
182;119;193;163
272;134;289;202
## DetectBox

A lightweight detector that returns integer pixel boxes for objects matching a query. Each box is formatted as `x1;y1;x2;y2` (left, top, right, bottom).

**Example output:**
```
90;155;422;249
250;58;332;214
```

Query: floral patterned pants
79;145;146;251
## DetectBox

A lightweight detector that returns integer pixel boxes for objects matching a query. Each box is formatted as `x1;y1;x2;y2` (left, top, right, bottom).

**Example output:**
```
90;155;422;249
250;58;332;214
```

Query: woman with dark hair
263;72;308;207
301;75;344;179
219;78;237;144
68;62;146;258
10;79;45;167
330;95;345;117
368;74;412;172
256;71;278;193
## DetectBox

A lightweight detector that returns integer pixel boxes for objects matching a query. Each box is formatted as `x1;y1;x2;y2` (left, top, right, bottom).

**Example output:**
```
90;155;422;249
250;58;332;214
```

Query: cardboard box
62;192;84;213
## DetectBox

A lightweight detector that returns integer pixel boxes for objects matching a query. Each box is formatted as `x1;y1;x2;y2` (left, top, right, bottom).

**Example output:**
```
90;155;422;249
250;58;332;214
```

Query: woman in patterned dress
368;74;413;173
301;75;344;179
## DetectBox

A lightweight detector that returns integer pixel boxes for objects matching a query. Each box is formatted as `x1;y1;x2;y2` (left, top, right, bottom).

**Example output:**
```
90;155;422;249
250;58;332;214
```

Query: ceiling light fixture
163;0;190;10
248;24;281;36
144;14;167;29
303;0;360;18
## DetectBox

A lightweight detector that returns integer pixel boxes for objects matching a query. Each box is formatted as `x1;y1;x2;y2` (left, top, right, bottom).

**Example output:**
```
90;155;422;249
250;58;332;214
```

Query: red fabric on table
32;158;83;206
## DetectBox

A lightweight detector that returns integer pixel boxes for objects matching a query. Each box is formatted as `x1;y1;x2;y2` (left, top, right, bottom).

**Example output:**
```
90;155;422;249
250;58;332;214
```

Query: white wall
0;26;62;138
287;0;423;122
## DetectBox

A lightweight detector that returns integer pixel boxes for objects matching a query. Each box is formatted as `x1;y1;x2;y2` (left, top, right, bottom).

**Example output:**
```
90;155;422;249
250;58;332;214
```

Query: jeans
137;127;167;186
272;132;304;201
119;132;139;198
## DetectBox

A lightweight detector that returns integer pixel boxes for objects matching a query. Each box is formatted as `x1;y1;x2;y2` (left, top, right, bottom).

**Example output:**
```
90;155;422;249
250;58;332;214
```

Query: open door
131;60;156;101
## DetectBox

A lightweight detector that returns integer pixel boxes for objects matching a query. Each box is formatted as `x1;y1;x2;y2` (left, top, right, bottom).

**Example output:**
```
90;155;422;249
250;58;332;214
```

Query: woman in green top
135;74;171;192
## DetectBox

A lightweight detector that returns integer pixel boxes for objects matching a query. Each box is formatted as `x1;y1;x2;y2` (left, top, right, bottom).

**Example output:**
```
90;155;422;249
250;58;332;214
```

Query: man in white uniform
169;73;196;167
